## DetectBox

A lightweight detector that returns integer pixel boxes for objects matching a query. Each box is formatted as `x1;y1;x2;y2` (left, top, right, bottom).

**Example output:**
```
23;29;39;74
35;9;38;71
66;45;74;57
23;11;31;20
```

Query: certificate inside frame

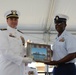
27;42;51;62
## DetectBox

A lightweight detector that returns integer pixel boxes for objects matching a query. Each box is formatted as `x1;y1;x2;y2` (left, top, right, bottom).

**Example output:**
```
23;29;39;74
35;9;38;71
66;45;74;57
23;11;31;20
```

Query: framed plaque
26;42;51;62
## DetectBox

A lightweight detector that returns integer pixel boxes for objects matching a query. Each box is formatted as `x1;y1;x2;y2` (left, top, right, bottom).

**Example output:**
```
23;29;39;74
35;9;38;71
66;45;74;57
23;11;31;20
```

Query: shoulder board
30;67;35;69
17;30;24;34
0;28;7;31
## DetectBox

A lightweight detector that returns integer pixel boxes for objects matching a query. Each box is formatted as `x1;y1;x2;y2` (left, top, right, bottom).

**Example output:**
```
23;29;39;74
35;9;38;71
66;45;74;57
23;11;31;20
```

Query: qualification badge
9;33;16;38
59;37;65;42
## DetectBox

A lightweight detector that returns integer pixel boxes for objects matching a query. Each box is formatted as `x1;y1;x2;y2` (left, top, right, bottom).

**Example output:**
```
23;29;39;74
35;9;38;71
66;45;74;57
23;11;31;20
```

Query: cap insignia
11;10;17;15
55;16;59;20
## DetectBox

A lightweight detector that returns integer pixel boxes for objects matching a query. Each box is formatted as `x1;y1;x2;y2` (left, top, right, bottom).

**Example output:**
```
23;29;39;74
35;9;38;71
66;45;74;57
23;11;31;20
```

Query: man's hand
44;60;59;65
22;57;33;63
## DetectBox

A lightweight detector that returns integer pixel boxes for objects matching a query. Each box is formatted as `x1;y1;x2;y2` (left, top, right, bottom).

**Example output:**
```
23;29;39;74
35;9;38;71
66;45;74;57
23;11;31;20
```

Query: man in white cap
0;10;33;75
44;14;76;75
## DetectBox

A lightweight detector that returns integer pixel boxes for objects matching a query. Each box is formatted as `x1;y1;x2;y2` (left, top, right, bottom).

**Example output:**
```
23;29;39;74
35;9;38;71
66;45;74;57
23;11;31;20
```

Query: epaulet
0;28;7;31
30;67;35;69
17;30;24;34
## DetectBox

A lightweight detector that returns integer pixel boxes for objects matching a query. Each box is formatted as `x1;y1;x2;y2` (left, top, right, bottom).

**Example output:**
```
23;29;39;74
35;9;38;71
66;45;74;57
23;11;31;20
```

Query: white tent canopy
0;0;76;43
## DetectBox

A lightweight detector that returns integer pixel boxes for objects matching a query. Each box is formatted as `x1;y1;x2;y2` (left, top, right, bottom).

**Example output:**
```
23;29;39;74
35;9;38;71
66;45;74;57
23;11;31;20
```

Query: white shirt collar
7;26;17;32
7;26;17;35
56;30;67;39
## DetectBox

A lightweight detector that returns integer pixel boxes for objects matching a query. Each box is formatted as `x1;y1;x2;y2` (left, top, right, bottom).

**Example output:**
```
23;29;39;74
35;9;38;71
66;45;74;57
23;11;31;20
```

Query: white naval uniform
0;26;26;75
53;30;76;63
25;66;38;75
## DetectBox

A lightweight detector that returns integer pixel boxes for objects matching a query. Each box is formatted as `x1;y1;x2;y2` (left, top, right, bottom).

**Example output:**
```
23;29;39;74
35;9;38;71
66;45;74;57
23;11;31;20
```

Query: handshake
22;57;33;63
